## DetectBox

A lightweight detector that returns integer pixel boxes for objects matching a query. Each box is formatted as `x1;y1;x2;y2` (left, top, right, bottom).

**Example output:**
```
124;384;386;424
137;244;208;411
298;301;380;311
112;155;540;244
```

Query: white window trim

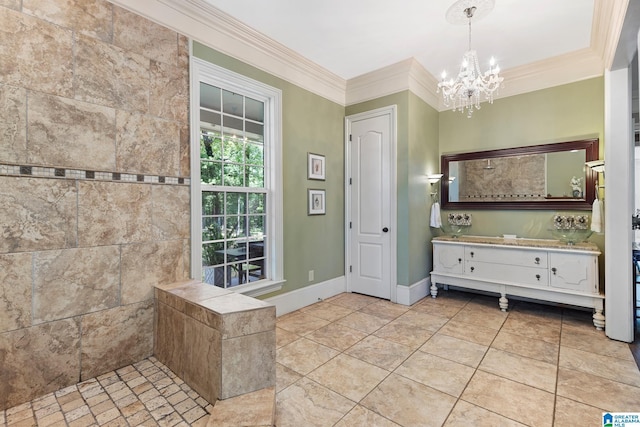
190;56;285;296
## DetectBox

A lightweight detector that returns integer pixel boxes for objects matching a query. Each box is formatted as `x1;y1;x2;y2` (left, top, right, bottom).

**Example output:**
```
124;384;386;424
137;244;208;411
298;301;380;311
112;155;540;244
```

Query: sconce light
585;159;605;173
585;160;605;193
428;174;444;185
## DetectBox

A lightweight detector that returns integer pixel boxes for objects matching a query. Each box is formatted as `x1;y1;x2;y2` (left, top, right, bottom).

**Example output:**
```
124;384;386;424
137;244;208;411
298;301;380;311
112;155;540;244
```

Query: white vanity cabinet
430;236;604;329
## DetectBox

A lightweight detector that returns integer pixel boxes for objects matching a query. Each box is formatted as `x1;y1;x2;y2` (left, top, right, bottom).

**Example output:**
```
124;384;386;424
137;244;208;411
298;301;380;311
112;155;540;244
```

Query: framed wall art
308;189;326;215
307;153;325;180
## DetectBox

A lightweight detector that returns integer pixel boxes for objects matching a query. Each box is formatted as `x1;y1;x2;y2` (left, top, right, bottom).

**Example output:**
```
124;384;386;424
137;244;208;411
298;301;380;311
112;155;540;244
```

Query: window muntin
199;82;267;288
191;57;283;296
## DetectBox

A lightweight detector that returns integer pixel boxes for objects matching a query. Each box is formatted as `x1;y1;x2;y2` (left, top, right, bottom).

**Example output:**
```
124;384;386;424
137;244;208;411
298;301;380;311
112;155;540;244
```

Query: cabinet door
433;244;464;274
549;252;598;293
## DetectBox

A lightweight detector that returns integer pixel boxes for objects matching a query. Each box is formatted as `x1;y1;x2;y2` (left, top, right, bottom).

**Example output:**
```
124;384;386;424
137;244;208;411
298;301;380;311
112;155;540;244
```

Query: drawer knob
470;266;475;272
534;257;540;264
551;267;557;275
470;251;474;257
536;274;540;281
458;258;462;263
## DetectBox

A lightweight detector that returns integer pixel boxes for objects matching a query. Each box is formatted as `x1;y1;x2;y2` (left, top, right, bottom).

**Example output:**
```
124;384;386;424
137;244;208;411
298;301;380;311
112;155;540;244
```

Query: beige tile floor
3;289;640;427
275;290;640;427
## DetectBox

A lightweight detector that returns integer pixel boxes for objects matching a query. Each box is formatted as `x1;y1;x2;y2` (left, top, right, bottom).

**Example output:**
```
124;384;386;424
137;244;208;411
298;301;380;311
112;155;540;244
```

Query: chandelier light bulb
441;70;447;79
436;0;504;118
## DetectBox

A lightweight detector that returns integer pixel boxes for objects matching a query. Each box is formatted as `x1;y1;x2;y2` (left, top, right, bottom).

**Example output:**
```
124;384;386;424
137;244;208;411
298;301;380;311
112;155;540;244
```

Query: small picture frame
308;189;326;215
307;153;325;180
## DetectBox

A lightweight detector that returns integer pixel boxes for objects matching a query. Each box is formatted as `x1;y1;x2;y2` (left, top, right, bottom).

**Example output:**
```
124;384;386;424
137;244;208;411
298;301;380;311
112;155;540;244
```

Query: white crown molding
346;48;604;111
109;0;614;109
345;59;414;106
591;0;629;70
494;48;604;100
345;58;441;109
108;0;347;105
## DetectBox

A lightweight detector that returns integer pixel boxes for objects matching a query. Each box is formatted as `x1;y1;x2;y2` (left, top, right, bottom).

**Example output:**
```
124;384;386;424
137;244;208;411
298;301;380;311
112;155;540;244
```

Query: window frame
190;56;284;296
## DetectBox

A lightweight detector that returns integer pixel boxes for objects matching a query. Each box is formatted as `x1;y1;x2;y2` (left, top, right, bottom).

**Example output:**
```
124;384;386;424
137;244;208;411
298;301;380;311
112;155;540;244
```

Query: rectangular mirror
441;138;599;210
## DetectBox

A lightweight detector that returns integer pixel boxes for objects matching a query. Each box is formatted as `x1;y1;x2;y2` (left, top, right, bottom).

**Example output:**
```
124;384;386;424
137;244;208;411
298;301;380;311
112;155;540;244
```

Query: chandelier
437;0;503;118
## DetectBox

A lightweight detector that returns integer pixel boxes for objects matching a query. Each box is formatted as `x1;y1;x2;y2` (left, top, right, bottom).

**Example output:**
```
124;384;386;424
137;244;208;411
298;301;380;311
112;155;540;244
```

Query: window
191;58;283;295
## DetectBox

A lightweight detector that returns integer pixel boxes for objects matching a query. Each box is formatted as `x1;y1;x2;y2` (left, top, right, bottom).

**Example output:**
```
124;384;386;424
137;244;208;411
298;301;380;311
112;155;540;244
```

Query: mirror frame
441;138;599;210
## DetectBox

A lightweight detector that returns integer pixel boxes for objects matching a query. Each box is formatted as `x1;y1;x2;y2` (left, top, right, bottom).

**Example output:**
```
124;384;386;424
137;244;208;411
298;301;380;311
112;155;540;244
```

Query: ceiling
202;0;595;81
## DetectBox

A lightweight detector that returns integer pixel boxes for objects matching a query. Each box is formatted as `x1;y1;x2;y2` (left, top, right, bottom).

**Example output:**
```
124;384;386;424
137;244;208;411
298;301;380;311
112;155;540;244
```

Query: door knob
382;227;389;232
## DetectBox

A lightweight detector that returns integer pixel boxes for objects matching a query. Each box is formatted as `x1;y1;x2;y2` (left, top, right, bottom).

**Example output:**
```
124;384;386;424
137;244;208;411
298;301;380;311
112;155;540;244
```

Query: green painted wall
408;92;440;285
193;42;345;297
438;77;605;274
192;42;605;297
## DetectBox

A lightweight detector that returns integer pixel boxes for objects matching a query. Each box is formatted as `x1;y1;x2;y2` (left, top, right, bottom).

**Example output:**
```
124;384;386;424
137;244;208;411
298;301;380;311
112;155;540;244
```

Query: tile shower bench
154;280;276;404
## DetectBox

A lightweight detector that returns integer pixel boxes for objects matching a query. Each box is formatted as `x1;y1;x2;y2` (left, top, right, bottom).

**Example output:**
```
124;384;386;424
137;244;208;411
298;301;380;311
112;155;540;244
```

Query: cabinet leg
592;309;605;330
499;294;509;312
430;283;438;298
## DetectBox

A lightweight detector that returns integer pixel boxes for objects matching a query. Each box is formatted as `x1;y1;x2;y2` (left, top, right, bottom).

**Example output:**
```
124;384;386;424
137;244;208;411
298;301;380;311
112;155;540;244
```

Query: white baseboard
396;277;430;306
265;276;346;316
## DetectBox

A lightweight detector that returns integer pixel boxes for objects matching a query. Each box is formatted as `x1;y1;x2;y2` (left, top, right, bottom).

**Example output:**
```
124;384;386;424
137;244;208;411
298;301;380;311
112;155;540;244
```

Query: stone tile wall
154;281;276;403
459;155;546;202
0;0;190;410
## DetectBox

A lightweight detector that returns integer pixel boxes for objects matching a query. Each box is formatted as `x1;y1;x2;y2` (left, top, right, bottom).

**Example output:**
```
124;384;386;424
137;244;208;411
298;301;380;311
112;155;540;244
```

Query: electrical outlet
308;270;314;282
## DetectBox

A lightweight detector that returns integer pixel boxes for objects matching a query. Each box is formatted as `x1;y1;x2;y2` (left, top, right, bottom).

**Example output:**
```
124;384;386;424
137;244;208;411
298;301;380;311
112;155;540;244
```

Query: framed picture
307;153;325;180
308;189;326;215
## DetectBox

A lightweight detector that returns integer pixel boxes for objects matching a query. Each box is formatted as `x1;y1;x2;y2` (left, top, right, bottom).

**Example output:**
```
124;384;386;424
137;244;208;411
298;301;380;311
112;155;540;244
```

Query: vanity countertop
432;235;600;253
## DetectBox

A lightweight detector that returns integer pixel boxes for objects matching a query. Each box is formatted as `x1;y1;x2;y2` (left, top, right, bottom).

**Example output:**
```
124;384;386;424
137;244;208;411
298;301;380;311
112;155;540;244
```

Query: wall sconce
427;174;443;185
585;159;605;173
585;160;605;195
428;174;443;201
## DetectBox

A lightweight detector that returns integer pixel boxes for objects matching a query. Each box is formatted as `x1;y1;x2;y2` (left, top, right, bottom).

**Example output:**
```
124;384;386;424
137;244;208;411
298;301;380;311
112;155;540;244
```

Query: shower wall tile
183;239;192;279
152;184;190;240
0;318;81;410
221;330;276;399
0;177;77;253
0;84;27;164
113;6;179;66
0;7;73;97
78;181;153;246
180;122;191;177
150;60;189;123
0;0;20;10
183;315;222;403
0;252;32;333
22;0;113;42
155;301;186;378
116;110;180;176
0;0;191;410
80;300;154;380
178;34;190;69
28;91;116;170
33;246;121;324
121;240;185;305
75;34;150;113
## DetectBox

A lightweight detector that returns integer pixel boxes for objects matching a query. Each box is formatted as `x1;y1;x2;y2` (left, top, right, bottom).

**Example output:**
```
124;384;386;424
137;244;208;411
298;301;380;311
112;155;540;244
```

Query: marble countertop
432;235;600;253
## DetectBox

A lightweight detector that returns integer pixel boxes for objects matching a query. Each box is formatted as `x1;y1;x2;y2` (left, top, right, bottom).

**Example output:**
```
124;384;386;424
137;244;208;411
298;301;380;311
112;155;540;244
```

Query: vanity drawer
465;246;548;268
466;261;549;286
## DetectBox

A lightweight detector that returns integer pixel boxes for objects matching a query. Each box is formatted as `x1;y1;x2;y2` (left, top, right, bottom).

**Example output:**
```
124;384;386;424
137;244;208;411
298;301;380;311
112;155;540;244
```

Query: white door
346;107;396;300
